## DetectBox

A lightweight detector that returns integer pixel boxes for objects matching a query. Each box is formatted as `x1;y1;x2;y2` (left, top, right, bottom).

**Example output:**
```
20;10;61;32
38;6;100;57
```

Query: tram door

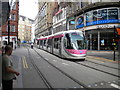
59;38;62;56
52;38;54;53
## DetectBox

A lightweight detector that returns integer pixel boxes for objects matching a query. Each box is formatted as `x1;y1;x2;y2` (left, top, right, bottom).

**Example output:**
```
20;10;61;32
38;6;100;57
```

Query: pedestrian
2;45;20;90
18;40;20;48
31;43;33;49
2;46;5;54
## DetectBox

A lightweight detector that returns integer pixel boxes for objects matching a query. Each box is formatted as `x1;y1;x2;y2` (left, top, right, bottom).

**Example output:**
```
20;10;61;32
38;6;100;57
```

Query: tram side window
54;38;59;49
44;40;46;46
37;40;39;45
40;40;43;46
64;34;73;49
47;39;52;47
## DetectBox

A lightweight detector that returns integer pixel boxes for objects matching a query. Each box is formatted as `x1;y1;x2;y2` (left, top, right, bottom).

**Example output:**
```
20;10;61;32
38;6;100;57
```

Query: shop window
69;19;75;30
92;34;98;50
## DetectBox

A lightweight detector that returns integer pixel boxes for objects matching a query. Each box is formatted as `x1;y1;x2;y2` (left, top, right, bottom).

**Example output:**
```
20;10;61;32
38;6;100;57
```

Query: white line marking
24;57;28;68
45;58;49;60
22;56;28;68
110;83;120;89
36;57;40;58
62;63;68;66
53;60;57;62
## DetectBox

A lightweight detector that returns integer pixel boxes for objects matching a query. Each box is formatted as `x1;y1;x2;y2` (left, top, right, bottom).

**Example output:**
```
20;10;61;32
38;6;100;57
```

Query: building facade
0;0;10;48
35;0;120;50
67;1;120;50
35;2;55;39
18;15;34;43
1;0;19;49
52;2;67;34
0;0;10;88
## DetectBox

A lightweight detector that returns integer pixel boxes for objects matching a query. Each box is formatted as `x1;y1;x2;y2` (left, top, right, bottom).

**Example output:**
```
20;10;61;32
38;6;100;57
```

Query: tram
37;30;87;60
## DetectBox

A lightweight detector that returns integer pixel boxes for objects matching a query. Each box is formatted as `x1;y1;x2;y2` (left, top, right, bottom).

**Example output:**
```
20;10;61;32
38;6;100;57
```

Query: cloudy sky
19;0;38;20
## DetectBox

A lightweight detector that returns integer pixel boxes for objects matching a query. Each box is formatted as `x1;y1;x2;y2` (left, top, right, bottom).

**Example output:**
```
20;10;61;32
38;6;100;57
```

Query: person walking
2;45;20;90
31;43;33;49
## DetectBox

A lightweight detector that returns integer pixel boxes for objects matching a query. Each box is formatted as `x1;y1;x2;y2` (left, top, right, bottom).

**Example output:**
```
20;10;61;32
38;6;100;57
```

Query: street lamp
8;18;10;44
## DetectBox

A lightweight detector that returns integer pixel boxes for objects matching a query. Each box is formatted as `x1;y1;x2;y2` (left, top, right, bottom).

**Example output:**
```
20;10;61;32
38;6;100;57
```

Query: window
44;40;46;46
6;25;8;32
108;8;118;19
64;33;73;49
54;38;59;49
12;4;16;10
96;9;107;21
47;39;52;47
11;25;15;32
11;14;16;21
70;32;86;50
86;11;93;23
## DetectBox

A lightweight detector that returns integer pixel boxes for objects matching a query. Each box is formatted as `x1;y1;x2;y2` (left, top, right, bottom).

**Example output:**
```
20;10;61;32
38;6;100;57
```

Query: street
1;1;120;90
10;44;119;89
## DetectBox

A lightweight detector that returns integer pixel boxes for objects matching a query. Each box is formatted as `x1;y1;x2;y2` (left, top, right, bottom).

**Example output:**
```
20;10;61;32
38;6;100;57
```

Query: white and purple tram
37;30;87;60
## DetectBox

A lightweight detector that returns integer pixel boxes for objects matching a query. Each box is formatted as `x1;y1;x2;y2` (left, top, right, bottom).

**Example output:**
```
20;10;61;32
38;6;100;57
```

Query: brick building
2;0;19;49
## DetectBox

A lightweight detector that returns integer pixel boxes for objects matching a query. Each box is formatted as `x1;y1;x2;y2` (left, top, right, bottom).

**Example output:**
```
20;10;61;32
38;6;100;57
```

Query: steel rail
26;47;53;90
33;48;91;90
84;60;120;70
76;62;120;78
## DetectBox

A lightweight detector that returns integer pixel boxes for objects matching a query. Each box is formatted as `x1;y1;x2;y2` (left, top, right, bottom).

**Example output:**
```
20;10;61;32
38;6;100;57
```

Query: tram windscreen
70;32;86;50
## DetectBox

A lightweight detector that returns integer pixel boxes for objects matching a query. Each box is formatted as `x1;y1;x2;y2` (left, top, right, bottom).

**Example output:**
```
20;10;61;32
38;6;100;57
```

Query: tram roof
53;30;83;35
39;30;83;40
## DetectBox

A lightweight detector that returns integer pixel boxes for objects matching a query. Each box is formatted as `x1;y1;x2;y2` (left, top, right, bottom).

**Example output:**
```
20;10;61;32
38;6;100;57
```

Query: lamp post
7;0;13;45
113;25;116;61
8;18;10;44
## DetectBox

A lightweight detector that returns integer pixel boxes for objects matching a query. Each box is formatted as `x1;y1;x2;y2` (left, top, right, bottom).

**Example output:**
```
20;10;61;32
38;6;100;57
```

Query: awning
55;9;62;16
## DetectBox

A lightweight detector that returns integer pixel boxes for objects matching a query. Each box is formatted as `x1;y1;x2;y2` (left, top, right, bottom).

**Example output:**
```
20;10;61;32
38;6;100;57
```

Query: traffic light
114;26;120;40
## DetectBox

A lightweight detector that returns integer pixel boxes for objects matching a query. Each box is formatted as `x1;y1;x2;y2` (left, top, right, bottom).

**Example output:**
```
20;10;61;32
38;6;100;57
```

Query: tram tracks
87;60;119;70
26;46;90;90
75;60;119;78
27;47;53;90
25;45;119;89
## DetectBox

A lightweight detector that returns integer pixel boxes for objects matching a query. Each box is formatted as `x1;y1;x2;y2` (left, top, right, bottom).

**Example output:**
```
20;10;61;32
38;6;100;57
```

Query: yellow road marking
22;57;26;68
22;56;28;68
87;56;119;63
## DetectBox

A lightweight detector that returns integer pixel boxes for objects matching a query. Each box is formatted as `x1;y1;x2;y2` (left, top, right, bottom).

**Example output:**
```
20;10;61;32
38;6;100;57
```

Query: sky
19;0;38;20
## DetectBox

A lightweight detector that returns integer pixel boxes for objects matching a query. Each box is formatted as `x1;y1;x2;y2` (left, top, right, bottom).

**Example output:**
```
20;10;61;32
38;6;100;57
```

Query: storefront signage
97;25;114;28
86;19;120;26
75;8;120;29
76;15;84;29
86;8;119;26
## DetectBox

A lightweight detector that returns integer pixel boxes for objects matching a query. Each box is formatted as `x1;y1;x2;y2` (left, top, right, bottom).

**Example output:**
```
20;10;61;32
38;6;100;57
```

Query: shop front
85;28;117;50
73;7;120;50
